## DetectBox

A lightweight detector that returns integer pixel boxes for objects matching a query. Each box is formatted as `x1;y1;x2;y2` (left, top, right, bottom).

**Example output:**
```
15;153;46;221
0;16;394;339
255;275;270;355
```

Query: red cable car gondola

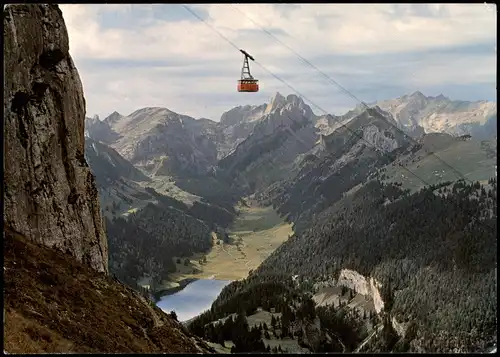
237;49;259;93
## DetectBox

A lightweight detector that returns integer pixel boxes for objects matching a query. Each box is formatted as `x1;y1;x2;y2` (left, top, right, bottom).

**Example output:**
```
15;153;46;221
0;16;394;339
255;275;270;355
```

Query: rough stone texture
3;4;108;273
87;107;221;177
369;277;384;314
217;93;319;192
375;91;497;139
337;269;385;313
391;316;408;338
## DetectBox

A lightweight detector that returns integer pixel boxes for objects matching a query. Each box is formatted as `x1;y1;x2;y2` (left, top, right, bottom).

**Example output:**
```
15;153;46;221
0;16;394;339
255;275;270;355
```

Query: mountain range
374;91;497;139
84;91;494;193
86;91;496;168
85;90;496;197
59;85;500;353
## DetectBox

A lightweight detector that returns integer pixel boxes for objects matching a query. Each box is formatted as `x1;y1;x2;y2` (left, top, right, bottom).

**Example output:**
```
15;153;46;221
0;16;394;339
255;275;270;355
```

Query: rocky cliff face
3;5;214;354
3;4;108;273
217;93;320;192
337;269;385;314
219;103;268;156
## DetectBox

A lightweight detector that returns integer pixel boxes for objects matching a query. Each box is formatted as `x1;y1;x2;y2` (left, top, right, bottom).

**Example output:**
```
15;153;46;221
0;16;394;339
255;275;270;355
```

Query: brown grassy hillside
3;228;214;354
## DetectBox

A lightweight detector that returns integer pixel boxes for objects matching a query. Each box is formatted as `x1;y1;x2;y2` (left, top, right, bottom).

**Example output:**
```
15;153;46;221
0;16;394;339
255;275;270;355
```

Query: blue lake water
156;279;232;322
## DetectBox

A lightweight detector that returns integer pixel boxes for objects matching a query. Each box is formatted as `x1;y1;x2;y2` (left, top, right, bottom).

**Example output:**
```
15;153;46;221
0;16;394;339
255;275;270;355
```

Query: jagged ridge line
181;5;448;185
228;4;472;183
180;4;496;234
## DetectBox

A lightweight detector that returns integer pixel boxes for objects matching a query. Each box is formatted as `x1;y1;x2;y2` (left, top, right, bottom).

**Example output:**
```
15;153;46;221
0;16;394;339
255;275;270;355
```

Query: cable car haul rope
180;4;495;235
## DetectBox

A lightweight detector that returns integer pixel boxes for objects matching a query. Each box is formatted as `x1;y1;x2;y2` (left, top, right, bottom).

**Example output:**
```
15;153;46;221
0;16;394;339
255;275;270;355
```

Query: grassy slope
4;229;214;354
382;137;496;191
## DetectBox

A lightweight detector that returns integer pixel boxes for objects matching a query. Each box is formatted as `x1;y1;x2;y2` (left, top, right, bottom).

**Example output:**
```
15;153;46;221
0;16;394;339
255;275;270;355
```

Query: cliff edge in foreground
4;4;107;272
4;230;213;353
3;4;212;353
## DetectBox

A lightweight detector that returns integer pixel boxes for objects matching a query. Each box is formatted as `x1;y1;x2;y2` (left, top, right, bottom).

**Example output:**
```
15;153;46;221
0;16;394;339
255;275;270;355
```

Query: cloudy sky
60;4;497;121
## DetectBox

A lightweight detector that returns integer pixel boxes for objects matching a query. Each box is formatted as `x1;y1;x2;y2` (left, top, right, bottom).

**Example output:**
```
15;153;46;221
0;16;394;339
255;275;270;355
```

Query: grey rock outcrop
217;93;319;192
84;137;150;187
375;91;497;139
3;4;108;273
85;115;122;144
102;107;220;177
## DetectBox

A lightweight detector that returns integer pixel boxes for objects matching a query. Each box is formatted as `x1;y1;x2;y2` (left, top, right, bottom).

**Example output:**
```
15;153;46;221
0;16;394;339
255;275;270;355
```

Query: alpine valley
4;4;497;354
84;90;497;353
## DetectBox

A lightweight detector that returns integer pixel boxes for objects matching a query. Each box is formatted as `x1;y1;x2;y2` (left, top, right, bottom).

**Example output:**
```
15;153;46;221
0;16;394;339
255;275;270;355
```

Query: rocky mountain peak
265;92;286;114
85;115;121;145
376;91;497;139
264;92;313;118
369;105;398;124
409;90;426;99
125;107;176;123
220;104;267;127
104;111;123;125
85;115;99;126
406;91;429;108
434;94;448;101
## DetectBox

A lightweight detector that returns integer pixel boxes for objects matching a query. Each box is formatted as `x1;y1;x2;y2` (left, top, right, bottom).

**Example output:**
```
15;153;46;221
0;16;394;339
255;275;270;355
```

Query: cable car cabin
238;49;259;92
237;79;259;92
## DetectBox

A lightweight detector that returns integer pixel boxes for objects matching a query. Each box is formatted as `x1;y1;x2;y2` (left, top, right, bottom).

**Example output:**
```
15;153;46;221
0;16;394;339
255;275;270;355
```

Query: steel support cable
228;4;474;184
183;4;442;187
226;5;497;234
181;4;496;233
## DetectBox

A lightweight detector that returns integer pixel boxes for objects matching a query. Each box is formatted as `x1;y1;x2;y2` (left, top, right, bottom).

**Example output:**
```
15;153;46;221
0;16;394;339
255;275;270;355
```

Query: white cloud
60;4;497;121
408;54;496;87
206;4;496;55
